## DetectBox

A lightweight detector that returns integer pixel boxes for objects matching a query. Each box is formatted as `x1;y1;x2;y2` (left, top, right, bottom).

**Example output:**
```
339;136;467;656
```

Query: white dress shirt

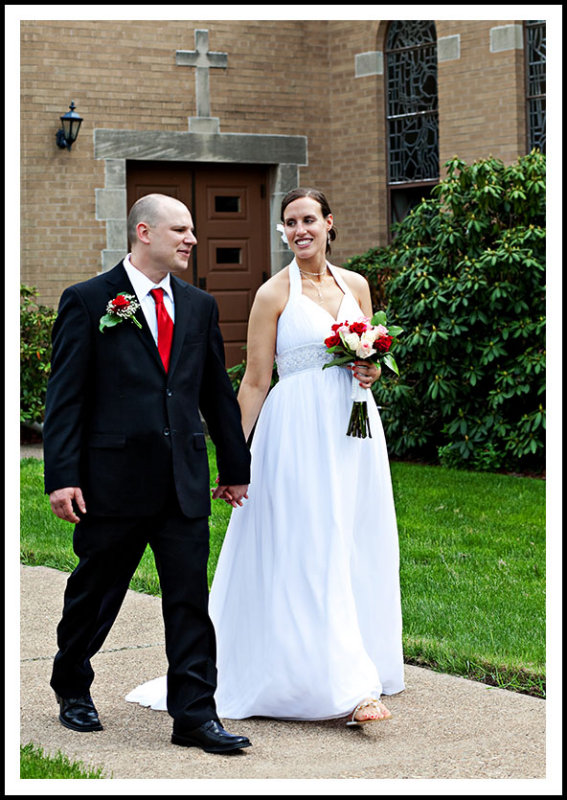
123;255;174;345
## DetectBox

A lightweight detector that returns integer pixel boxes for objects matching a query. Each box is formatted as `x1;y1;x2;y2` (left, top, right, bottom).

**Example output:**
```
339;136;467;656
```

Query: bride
127;188;405;726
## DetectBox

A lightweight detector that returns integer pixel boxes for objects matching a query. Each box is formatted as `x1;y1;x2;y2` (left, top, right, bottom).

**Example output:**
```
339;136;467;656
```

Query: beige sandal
346;697;392;727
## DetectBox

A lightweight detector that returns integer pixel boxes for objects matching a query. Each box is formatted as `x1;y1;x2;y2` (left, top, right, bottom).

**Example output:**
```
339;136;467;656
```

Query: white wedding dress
126;258;405;720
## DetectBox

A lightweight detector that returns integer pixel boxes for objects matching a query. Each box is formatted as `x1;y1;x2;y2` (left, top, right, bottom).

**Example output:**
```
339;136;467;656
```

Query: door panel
127;161;192;208
194;166;269;367
126;162;269;367
208;240;249;279
127;162;196;282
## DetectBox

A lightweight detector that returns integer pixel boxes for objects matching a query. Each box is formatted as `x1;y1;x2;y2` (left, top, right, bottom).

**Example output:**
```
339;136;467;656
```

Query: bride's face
282;197;333;260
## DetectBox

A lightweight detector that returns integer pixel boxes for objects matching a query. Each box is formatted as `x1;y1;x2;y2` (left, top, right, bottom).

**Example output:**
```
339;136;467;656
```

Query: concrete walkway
17;444;552;789
18;564;551;786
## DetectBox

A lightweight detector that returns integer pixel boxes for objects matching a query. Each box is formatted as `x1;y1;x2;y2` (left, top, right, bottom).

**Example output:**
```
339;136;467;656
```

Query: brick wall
437;20;527;165
20;19;530;306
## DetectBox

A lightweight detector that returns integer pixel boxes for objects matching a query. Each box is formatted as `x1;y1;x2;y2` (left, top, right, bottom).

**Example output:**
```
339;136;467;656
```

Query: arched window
524;20;546;154
385;20;439;231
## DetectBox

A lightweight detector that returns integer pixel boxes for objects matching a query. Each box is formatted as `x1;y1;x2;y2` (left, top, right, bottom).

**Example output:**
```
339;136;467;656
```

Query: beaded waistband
276;343;335;379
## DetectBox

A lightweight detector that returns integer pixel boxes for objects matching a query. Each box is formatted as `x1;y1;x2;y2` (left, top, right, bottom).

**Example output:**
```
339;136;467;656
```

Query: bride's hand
212;484;249;507
351;360;380;388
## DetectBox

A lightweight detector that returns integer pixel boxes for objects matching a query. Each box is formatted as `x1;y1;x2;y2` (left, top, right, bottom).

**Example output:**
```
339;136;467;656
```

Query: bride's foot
346;697;392;727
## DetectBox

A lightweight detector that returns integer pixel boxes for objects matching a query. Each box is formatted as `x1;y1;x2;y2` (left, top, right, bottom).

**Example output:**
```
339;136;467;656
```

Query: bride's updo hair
280;187;337;255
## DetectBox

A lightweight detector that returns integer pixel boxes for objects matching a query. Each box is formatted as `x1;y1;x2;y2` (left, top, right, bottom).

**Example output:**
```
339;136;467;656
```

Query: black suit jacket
43;262;250;518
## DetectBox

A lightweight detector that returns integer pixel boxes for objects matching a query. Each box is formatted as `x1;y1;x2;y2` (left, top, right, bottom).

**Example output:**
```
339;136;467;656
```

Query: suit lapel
103;265;196;376
167;276;192;377
103;263;163;372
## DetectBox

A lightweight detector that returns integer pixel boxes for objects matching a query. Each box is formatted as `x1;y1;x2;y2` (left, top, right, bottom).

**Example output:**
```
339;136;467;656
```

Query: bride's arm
341;268;381;388
237;280;283;442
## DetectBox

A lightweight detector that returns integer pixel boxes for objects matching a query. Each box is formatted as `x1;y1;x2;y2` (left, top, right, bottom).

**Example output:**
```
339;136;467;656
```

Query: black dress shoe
55;692;103;732
171;719;251;753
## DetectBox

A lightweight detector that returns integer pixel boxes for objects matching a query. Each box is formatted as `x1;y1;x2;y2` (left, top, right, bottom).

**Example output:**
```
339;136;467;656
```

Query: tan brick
19;18;538;304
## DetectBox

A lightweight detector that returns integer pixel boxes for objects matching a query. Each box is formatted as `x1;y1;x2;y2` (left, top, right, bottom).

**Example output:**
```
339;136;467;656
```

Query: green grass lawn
19;446;232;594
392;461;545;696
20;443;545;697
20;743;105;779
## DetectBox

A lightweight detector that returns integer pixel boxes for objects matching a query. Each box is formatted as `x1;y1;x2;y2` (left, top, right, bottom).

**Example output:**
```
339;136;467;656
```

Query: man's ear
136;221;151;244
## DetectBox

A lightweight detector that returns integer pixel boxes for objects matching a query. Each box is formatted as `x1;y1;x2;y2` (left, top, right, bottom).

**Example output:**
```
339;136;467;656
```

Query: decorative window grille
525;20;546;154
386;21;439;185
385;21;439;229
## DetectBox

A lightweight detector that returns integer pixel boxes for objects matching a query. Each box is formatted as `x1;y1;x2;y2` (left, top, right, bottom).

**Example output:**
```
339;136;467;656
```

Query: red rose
349;321;367;334
376;335;393;353
331;322;347;332
112;295;130;309
324;333;341;348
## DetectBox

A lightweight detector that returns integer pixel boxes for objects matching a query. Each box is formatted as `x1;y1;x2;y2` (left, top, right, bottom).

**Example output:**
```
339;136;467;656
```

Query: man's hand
49;487;87;523
211;484;249;508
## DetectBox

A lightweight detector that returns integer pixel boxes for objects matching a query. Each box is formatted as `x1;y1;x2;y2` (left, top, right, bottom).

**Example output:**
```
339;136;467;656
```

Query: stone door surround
94;128;307;277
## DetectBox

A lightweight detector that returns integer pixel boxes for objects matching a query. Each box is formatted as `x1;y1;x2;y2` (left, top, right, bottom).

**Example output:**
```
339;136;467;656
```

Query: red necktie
150;288;174;372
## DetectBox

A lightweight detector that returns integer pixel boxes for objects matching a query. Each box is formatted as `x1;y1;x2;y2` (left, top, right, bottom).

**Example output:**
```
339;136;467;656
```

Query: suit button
163;428;170;436
166;389;173;397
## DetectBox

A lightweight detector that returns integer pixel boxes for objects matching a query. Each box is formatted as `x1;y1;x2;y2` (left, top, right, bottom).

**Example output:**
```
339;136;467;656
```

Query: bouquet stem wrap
347;375;372;438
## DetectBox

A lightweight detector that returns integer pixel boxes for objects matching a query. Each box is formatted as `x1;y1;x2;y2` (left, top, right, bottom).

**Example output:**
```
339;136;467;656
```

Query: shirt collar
123;255;173;301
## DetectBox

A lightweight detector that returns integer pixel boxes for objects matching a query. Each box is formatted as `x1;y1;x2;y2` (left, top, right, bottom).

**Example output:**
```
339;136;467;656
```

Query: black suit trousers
50;490;220;730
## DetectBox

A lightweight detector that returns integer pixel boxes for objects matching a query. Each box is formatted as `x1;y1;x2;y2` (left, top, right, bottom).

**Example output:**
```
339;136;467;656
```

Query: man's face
146;199;197;275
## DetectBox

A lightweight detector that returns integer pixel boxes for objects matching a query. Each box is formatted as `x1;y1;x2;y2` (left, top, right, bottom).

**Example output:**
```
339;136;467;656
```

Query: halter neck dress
126;257;405;720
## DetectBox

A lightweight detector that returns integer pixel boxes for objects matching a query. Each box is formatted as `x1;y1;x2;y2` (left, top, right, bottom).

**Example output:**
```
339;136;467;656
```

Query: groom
43;193;252;754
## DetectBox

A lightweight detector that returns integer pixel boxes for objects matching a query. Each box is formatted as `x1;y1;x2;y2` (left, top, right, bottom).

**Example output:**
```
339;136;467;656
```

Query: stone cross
176;29;228;120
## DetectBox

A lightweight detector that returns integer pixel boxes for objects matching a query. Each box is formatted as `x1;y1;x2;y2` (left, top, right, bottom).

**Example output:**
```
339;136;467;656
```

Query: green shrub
226;348;248;394
226;346;279;395
20;285;57;425
343;246;392;310
351;151;546;471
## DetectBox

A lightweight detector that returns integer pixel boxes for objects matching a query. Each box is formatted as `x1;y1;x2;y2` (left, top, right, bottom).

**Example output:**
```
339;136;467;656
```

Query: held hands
49;487;87;523
212;477;249;508
348;360;381;389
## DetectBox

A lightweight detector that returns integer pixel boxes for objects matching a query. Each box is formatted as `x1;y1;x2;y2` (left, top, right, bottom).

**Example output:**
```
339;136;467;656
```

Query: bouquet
323;311;403;438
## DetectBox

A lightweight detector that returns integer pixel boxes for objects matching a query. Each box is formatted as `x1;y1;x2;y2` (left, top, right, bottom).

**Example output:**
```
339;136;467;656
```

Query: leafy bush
343;247;392;311
226;349;248;394
350;151;545;471
20;285;57;425
226;346;279;395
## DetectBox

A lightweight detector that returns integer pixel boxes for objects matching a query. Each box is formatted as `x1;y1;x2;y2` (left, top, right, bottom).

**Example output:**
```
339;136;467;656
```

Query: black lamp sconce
56;101;83;150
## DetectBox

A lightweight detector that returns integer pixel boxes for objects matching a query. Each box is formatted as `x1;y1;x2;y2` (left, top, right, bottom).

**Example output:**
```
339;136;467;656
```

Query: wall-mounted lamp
56;101;83;150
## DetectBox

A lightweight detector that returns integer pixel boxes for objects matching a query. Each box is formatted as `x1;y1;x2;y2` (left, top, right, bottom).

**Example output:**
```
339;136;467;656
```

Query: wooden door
126;161;269;367
127;162;193;218
193;165;269;366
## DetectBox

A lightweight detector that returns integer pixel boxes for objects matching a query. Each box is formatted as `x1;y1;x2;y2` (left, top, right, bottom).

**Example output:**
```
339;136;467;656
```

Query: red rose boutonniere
99;292;142;333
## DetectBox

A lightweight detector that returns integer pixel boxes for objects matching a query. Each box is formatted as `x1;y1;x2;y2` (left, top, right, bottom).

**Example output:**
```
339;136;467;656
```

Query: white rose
355;341;376;358
361;329;378;345
341;331;360;352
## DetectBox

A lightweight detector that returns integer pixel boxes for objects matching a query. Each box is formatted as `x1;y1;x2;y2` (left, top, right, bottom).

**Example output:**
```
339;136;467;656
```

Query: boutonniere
99;292;142;333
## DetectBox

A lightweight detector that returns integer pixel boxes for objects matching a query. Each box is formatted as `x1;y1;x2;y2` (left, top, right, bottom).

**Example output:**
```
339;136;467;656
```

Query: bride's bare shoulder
334;265;368;292
252;266;290;314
